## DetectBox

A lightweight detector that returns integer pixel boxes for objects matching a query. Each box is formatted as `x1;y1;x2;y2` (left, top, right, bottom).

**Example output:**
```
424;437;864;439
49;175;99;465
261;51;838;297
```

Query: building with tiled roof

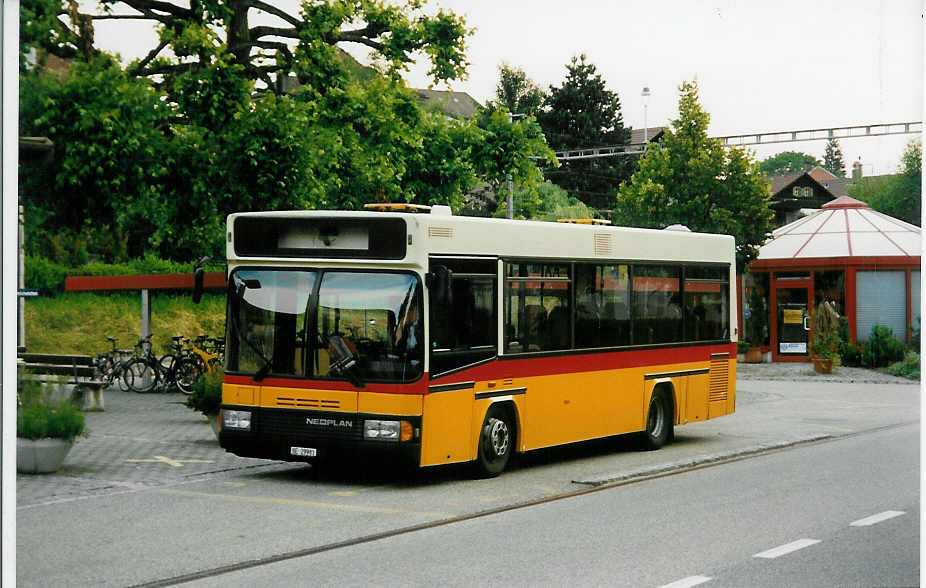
413;89;481;120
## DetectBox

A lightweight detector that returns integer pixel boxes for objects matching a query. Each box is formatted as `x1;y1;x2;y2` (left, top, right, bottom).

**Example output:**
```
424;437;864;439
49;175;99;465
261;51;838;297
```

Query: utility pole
641;86;651;145
506;112;527;219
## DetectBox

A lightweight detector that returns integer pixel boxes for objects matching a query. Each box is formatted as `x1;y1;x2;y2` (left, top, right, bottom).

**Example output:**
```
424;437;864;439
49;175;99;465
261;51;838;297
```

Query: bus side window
429;258;498;377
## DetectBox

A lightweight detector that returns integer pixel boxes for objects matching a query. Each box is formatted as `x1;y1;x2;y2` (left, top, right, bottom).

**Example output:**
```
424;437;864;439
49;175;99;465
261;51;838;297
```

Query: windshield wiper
327;335;365;388
231;274;274;382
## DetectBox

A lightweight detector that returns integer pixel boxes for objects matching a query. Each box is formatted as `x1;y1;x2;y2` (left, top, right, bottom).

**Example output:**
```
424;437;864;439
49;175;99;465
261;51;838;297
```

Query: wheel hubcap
486;418;510;458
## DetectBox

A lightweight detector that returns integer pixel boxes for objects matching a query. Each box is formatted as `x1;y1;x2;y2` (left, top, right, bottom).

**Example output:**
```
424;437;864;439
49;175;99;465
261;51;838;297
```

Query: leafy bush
887;351;920;380
840;342;862;367
24;254;223;295
17;375;87;441
861;324;905;368
185;369;222;415
25;256;74;294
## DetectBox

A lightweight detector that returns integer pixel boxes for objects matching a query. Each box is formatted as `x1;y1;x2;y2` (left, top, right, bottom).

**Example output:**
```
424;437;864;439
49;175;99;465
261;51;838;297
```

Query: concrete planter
206;414;220;439
17;438;74;474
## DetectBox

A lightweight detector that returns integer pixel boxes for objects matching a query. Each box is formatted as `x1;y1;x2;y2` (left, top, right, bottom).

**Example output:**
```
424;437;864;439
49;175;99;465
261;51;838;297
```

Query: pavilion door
773;283;811;362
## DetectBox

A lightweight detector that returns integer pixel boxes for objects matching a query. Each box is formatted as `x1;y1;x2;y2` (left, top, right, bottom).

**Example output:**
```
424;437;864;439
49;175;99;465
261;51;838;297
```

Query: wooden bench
18;353;106;411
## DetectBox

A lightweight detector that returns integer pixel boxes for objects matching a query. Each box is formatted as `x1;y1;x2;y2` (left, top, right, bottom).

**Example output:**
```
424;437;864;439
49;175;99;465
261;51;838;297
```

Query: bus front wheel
474;405;514;478
641;389;673;450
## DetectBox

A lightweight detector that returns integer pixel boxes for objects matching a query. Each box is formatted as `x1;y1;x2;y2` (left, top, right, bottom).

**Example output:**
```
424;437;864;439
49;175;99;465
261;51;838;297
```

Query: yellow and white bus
217;205;737;476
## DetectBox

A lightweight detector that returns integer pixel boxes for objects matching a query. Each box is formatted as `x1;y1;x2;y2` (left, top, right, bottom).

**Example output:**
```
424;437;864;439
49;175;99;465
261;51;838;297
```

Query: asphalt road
15;368;919;587
186;423;919;588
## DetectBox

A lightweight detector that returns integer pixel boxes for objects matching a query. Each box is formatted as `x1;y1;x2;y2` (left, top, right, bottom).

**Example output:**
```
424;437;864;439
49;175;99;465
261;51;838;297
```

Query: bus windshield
226;269;423;383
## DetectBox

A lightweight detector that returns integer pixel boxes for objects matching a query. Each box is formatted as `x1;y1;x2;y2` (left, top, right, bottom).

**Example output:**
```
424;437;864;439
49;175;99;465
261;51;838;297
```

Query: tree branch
249;25;300;40
240;0;301;27
110;0;191;18
127;38;170;76
333;31;386;52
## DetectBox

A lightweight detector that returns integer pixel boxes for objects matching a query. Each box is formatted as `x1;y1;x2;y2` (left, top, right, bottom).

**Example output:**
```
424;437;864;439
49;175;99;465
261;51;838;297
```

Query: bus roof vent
664;224;691;232
557;218;611;225
429;226;454;239
363;203;432;213
430;205;452;216
594;232;612;256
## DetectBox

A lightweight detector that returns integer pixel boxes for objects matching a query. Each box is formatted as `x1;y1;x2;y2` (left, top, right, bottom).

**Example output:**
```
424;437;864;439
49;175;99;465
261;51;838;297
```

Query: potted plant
17;374;88;474
185;369;222;438
743;288;767;363
810;301;841;374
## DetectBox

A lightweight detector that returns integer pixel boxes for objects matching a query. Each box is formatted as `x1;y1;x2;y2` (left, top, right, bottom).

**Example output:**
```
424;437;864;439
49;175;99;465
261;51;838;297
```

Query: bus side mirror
192;256;212;304
426;265;453;306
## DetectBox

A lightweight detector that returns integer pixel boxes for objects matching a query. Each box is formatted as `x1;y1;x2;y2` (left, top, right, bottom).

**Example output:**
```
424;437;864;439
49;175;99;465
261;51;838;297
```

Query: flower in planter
185;369;222;416
17;376;87;442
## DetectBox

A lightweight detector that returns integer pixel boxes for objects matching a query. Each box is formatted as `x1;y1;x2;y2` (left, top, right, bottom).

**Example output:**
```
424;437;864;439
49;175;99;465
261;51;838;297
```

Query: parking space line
657;575;712;588
753;538;821;559
158;488;451;517
850;510;905;527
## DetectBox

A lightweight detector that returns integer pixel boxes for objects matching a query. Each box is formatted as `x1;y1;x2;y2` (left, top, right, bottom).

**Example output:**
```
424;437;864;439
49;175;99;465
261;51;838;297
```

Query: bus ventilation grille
594;233;612;256
708;355;729;402
275;397;341;409
428;226;453;239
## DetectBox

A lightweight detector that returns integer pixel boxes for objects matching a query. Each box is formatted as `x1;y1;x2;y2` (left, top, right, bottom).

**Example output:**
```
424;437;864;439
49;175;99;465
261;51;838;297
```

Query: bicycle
191;334;223;373
158;336;199;395
93;336;134;392
123;335;160;393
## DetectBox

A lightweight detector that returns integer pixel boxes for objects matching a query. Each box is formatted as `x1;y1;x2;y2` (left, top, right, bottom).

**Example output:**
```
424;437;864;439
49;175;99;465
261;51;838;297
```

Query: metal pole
506;174;513;219
18;205;23;349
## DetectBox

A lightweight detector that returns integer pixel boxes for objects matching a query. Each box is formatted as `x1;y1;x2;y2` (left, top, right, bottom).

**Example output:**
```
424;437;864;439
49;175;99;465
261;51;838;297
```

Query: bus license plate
290;446;317;457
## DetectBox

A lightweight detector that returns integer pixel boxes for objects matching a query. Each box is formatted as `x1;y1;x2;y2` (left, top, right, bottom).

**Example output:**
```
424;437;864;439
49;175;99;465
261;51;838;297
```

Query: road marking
754;538;821;559
157;488;451;517
850;510;905;526
125;456;214;467
329;485;387;497
658;575;712;588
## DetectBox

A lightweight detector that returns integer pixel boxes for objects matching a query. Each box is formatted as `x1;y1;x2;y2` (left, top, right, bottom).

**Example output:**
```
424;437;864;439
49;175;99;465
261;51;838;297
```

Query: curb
572;434;833;486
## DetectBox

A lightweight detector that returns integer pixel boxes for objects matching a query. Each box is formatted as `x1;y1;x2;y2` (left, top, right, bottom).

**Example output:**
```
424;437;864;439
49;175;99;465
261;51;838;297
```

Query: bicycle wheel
175;357;200;395
125;358;158;393
117;360;132;391
159;355;177;392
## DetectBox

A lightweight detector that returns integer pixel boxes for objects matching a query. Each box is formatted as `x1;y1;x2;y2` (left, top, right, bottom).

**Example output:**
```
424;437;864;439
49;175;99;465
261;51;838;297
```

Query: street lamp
507;112;527;219
641;87;651;145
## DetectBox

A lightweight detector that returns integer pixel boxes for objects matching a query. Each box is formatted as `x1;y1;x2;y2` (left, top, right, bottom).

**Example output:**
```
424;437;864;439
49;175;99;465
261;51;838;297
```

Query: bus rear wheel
640;389;673;450
474;405;514;478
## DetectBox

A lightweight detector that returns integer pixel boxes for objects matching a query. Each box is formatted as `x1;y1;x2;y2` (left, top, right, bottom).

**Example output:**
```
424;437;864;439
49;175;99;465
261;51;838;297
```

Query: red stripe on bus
224;342;734;394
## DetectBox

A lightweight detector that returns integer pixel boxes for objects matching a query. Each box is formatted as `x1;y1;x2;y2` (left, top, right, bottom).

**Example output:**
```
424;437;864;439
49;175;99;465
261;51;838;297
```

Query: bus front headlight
222;410;251;431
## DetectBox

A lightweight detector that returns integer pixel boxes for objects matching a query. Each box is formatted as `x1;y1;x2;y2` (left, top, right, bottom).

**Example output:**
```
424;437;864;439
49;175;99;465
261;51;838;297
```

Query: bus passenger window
428;258;498;376
684;266;729;341
632;265;682;344
504;262;571;352
576;263;629;348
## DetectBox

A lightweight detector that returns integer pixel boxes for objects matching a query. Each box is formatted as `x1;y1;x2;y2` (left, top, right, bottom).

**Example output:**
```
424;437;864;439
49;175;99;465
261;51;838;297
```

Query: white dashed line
753;538;821;559
850;510;905;527
657;575;712;588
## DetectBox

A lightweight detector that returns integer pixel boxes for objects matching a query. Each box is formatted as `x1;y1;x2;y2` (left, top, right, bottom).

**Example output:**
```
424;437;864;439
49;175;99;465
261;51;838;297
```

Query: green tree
848;138;921;226
489;63;544;117
469;109;557;219
537;54;632;211
614;80;773;270
19;55;172;261
823;138;846;177
759;151;822;175
73;0;470;99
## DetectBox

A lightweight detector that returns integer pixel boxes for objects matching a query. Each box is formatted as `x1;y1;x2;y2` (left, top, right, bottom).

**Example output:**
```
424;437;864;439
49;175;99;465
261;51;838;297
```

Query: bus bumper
218;405;422;466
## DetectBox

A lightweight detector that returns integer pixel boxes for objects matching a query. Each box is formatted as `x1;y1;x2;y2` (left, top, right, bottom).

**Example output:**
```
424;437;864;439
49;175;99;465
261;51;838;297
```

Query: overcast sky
92;0;923;175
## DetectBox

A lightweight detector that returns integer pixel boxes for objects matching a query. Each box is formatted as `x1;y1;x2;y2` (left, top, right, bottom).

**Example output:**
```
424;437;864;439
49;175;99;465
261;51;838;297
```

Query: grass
24;291;225;356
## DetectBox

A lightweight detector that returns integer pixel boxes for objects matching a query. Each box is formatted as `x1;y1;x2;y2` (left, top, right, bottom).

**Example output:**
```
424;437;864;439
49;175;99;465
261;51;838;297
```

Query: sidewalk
16;362;918;507
16;387;282;508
